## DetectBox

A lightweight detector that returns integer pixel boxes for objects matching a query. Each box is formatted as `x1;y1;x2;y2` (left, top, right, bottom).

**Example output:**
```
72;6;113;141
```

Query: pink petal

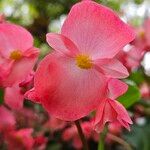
94;98;117;133
94;59;129;78
23;47;39;58
25;88;41;103
61;1;135;59
46;33;79;57
94;98;132;132
5;84;24;110
0;106;16;130
2;56;38;87
94;98;106;126
32;53;107;121
0;23;33;58
0;57;14;84
108;78;128;99
109;100;133;125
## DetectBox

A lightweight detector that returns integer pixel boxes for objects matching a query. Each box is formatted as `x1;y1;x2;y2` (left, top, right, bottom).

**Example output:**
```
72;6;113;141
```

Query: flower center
10;50;22;60
139;30;145;39
75;54;93;69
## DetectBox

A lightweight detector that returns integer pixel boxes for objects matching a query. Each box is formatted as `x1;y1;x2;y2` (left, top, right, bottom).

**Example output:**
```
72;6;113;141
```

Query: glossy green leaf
118;84;141;108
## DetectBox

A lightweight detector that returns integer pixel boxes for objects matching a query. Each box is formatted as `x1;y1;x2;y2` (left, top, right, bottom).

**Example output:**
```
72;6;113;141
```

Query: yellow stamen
76;54;93;69
139;30;145;39
10;50;22;60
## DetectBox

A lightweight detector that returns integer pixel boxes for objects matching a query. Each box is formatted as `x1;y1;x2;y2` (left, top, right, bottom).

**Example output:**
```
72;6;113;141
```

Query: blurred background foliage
0;0;149;57
1;0;150;150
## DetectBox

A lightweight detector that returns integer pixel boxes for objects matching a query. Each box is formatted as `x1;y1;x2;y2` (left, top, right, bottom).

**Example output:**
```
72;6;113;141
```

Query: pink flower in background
0;106;15;132
108;122;123;135
26;0;134;121
144;18;150;48
4;71;34;110
44;116;66;132
33;136;48;150
94;79;132;133
131;18;150;52
5;128;34;150
116;46;144;71
0;21;39;87
131;27;148;51
125;46;143;70
140;83;150;100
14;108;39;128
4;84;24;110
0;14;5;23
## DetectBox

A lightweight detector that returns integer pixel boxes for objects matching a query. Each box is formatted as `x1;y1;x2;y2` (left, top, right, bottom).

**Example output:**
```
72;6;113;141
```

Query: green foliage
129;70;145;85
123;123;150;150
46;143;61;150
134;0;144;4
118;84;141;108
0;88;4;105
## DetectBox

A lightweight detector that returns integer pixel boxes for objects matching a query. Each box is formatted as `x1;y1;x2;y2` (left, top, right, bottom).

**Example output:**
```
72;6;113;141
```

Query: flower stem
98;134;105;150
98;127;107;150
74;120;89;150
107;133;133;150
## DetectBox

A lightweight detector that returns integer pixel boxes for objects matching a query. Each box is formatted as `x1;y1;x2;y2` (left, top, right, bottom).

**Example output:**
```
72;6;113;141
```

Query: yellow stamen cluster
139;30;145;39
76;54;93;69
10;50;22;60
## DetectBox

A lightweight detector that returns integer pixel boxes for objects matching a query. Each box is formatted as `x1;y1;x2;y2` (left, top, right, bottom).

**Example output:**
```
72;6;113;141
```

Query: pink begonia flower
5;128;34;150
0;106;15;131
94;78;132;133
0;21;39;87
26;0;135;121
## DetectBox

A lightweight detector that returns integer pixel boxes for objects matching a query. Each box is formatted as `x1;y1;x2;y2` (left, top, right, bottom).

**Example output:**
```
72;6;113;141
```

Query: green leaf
129;70;145;85
0;88;4;105
118;84;141;108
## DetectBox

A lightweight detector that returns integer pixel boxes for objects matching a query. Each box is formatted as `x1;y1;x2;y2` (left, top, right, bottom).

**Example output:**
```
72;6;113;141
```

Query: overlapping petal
0;23;33;58
46;33;79;57
2;56;38;87
61;0;135;59
94;59;129;78
94;98;132;133
109;100;133;130
5;84;24;110
108;78;128;99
